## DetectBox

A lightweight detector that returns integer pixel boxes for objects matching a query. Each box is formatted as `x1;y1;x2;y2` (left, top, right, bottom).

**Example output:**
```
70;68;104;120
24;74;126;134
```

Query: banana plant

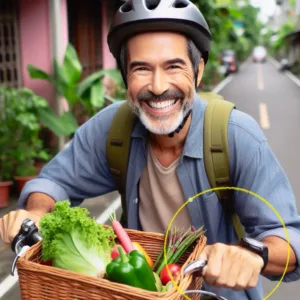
27;43;124;137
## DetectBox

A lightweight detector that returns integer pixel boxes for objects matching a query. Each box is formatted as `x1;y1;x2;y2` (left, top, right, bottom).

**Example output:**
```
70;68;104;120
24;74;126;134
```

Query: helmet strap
168;110;192;138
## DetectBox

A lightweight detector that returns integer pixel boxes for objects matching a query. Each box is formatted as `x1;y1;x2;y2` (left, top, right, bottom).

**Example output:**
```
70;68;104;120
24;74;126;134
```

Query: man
1;1;300;299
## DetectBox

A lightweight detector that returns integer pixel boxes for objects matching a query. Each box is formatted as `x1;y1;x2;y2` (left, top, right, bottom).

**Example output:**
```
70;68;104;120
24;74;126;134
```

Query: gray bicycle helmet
107;0;212;65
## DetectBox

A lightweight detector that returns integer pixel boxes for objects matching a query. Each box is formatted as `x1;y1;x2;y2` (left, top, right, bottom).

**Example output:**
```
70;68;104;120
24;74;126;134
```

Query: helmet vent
120;1;133;13
146;0;160;10
173;0;189;8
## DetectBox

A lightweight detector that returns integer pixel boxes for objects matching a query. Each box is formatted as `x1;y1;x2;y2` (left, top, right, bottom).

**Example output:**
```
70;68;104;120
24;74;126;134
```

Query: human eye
135;67;148;71
168;65;181;70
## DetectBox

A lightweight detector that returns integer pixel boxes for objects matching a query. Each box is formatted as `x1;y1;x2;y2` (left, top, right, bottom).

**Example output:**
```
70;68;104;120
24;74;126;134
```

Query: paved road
1;57;300;300
219;57;300;300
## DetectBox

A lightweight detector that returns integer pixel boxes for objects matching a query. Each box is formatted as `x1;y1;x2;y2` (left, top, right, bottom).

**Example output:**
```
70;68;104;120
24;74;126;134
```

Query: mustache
136;89;185;102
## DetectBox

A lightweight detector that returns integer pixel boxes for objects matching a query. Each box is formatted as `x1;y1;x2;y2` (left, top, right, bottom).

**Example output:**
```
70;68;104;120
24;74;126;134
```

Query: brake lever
183;259;208;276
10;218;42;276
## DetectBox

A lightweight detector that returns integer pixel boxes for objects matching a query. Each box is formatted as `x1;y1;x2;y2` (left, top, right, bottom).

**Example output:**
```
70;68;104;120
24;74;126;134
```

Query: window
0;0;21;87
67;0;103;79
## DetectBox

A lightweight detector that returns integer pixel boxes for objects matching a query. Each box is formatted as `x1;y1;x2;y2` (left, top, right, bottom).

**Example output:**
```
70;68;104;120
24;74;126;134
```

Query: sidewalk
0;197;18;219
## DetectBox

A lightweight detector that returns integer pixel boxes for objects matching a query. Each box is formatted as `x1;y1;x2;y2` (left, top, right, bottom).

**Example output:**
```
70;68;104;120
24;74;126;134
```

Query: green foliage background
191;0;262;90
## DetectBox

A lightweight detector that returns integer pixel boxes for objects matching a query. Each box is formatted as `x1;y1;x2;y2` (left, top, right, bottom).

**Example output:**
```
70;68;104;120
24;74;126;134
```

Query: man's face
126;32;197;135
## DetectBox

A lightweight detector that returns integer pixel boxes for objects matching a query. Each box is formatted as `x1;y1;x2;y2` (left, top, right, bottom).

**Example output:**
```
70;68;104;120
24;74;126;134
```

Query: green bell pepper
106;246;157;292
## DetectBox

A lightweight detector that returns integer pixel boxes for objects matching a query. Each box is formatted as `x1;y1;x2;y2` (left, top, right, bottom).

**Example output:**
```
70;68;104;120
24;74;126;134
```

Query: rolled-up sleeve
18;104;119;208
229;112;300;283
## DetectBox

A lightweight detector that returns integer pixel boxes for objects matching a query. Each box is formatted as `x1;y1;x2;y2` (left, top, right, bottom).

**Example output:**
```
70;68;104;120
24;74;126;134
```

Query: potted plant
0;89;17;206
14;137;50;194
0;149;14;208
0;87;51;195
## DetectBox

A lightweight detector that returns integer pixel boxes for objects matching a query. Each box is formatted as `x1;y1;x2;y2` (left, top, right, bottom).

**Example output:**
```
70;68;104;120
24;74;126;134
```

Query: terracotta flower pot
14;176;36;194
0;181;13;208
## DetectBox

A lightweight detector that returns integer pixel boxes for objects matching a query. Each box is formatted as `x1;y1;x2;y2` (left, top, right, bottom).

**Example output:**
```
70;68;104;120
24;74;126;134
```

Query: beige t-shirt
139;146;192;233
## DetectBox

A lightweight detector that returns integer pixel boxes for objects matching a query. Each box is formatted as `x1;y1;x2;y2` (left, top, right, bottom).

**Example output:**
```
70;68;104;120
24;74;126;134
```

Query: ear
196;58;205;87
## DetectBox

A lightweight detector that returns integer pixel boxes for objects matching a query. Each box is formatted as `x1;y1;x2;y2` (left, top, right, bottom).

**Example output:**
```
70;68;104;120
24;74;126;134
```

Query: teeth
148;99;176;109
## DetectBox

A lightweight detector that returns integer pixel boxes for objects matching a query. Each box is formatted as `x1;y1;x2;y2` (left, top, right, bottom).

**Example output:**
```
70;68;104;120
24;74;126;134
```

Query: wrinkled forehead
127;31;189;61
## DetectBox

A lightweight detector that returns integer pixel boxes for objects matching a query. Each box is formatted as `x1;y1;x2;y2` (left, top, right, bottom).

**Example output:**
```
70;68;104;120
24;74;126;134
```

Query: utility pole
50;0;66;151
296;0;300;26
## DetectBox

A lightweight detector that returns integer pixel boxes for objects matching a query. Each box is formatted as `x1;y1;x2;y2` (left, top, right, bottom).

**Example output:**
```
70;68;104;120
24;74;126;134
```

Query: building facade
0;0;118;105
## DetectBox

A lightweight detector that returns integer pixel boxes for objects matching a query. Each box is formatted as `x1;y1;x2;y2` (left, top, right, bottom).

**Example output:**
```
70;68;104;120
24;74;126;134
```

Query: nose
148;69;169;96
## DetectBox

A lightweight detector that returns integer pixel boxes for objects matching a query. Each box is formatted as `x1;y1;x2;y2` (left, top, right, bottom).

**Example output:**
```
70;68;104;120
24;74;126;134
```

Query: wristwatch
239;237;269;272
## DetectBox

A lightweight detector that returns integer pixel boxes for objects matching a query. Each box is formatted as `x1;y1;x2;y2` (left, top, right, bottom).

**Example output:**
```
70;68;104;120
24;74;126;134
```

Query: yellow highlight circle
163;187;291;300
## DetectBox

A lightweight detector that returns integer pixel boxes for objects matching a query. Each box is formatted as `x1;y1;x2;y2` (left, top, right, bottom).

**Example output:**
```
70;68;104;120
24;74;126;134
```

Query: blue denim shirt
18;95;300;300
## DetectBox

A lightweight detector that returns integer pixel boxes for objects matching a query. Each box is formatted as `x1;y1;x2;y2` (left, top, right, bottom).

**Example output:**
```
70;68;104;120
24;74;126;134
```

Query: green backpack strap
202;93;244;239
106;101;136;226
106;96;245;239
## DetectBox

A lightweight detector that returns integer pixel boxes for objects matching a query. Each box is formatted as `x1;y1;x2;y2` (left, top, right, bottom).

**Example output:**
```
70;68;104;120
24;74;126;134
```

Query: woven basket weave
17;227;206;300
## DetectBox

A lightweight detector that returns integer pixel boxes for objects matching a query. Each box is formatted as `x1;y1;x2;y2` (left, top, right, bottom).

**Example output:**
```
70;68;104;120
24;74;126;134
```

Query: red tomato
111;244;125;260
40;260;52;266
160;264;181;285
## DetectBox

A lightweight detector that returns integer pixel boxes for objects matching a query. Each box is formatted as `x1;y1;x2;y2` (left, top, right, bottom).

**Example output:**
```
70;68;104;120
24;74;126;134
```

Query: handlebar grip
11;218;42;254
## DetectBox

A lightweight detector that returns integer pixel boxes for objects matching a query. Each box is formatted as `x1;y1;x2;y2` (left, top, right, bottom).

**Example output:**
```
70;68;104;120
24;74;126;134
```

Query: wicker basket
17;227;206;300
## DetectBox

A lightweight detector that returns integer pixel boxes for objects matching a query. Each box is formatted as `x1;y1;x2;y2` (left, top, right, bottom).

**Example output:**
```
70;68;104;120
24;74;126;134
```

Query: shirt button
133;198;138;204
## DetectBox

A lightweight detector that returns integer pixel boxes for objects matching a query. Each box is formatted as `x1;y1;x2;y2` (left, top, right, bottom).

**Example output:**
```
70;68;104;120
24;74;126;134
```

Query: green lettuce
39;200;116;277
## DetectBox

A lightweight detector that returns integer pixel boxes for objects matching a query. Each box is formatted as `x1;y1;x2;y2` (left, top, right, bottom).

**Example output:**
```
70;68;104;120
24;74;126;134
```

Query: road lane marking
212;75;233;93
257;64;264;90
0;274;19;298
269;56;300;88
259;103;270;129
285;71;300;88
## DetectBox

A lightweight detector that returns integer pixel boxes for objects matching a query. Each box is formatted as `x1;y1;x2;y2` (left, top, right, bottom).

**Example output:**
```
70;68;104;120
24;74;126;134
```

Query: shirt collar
131;93;206;159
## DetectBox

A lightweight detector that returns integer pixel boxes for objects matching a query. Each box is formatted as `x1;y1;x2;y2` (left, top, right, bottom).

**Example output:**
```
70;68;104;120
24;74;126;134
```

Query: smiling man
1;1;300;299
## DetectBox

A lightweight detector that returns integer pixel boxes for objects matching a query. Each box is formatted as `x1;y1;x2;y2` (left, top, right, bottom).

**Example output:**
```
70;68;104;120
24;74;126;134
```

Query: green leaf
228;8;243;19
77;70;106;97
38;108;78;136
90;81;104;108
27;64;52;81
63;85;79;105
60;44;82;85
77;69;120;97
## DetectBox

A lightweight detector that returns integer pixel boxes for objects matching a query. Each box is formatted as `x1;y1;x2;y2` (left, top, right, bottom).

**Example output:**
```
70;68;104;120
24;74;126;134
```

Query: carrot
109;211;135;253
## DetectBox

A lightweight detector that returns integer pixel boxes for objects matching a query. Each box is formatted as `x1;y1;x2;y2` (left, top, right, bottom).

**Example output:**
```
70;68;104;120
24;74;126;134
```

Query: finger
203;244;225;286
247;269;260;289
198;245;210;277
234;259;254;291
7;211;21;243
214;248;235;288
7;210;28;243
199;245;210;261
224;253;243;290
0;217;4;242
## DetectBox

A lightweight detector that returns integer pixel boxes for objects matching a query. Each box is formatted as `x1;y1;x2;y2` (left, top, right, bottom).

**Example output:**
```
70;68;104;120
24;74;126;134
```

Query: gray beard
128;99;193;135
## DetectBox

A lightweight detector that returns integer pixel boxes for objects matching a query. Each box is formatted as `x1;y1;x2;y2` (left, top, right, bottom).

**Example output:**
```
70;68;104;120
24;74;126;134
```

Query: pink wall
19;0;54;106
102;1;117;69
19;0;69;107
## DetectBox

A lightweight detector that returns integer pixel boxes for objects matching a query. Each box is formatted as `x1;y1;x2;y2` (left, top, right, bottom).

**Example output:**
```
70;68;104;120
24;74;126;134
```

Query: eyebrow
164;58;187;66
129;58;187;71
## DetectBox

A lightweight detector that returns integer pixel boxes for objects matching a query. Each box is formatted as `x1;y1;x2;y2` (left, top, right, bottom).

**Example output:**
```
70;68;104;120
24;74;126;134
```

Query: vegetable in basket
111;242;154;268
39;200;116;278
160;264;181;285
109;211;135;253
153;225;205;276
106;246;157;292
